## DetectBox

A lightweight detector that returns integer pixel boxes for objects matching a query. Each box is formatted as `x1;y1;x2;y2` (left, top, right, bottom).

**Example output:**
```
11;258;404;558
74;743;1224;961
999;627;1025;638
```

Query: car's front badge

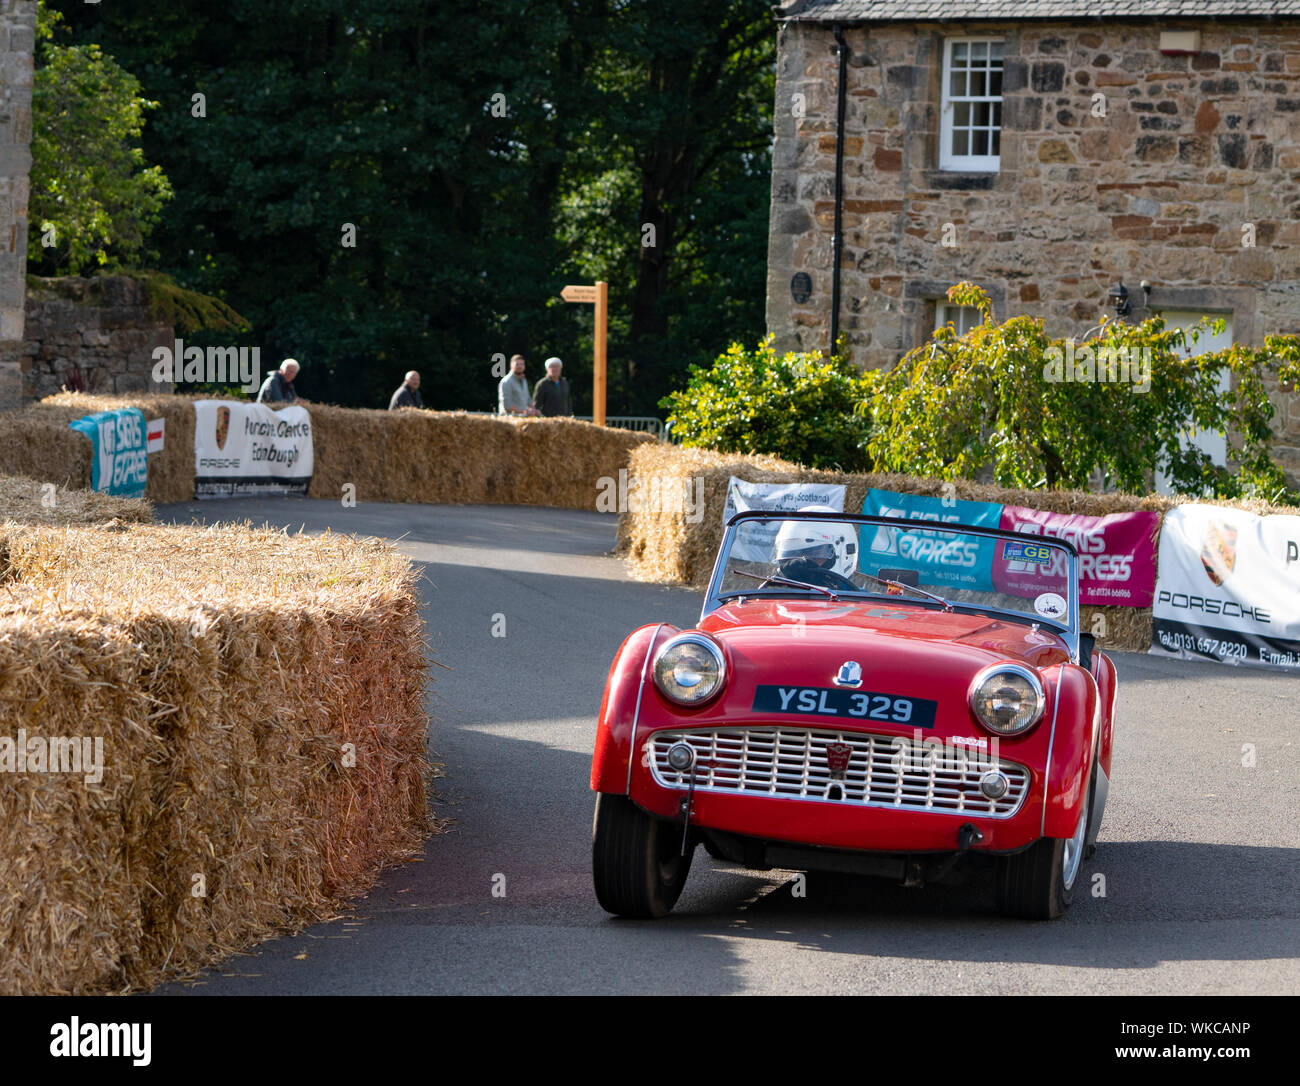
832;660;862;688
826;742;852;779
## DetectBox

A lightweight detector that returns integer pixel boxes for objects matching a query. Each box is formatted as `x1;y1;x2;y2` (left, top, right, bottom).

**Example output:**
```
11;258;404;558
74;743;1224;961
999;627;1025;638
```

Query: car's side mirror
1078;633;1095;671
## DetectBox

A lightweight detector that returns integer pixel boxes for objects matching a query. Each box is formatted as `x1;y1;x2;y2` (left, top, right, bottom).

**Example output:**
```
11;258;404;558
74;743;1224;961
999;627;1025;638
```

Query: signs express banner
998;505;1160;607
194;401;314;498
67;408;149;498
1150;503;1300;670
723;477;846;562
862;489;1002;591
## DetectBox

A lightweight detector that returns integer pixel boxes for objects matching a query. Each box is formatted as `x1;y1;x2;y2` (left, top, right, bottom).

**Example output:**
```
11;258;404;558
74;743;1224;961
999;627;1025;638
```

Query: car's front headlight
969;665;1046;735
653;633;726;707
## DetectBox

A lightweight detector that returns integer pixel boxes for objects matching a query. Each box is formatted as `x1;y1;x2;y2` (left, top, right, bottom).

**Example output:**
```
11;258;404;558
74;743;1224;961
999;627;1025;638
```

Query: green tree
560;0;776;414
663;337;877;470
868;283;1300;502
28;1;172;274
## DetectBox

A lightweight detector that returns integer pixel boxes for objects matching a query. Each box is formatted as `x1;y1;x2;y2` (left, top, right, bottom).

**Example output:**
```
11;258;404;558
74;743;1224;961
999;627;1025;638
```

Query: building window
935;302;983;336
940;39;1003;172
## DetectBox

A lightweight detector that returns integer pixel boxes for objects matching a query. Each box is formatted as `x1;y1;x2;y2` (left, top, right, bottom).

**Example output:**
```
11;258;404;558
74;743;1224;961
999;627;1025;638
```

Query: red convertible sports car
591;508;1117;920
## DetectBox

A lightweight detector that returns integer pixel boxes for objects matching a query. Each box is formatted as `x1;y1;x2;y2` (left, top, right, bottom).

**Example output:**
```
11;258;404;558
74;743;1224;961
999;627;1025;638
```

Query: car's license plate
752;685;937;729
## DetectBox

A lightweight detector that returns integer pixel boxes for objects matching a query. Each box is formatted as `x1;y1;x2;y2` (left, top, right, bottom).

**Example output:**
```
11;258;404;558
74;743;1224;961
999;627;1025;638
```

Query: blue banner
861;488;1003;591
68;408;149;498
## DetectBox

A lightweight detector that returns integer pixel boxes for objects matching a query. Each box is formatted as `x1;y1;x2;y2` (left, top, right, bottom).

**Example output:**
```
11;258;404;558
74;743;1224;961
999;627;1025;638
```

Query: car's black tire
592;793;693;918
997;766;1094;920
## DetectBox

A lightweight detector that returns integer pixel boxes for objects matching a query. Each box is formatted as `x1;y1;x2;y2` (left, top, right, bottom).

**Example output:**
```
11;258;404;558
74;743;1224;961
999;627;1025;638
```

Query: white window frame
935;301;983;336
940;37;1004;172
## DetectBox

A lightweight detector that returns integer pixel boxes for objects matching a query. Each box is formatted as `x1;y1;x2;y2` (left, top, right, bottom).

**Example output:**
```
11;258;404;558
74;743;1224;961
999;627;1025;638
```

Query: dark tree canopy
45;0;775;413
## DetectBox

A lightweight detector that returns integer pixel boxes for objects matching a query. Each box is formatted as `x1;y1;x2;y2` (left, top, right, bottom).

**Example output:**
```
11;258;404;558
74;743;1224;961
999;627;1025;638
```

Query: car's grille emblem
832;660;862;688
826;741;852;779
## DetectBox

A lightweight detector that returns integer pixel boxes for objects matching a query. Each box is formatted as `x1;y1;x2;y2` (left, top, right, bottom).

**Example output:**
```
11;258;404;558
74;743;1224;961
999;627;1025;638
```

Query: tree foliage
867;283;1300;503
29;1;172;274
663;338;877;471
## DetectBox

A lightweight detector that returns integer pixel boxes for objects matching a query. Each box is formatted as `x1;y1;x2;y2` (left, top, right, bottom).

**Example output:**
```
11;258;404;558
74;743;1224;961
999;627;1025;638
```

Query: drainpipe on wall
829;24;849;359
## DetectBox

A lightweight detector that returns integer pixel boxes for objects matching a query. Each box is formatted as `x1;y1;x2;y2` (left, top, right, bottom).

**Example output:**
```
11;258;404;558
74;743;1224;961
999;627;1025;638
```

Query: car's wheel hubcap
1062;787;1089;891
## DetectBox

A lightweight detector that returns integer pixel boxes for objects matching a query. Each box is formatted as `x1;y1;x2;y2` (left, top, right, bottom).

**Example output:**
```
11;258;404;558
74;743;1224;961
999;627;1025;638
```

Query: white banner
723;477;847;563
193;401;314;499
1150;503;1300;670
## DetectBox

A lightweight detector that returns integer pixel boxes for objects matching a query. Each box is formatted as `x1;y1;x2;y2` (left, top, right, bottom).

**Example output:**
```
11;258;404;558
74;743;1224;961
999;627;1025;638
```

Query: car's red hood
698;598;1069;672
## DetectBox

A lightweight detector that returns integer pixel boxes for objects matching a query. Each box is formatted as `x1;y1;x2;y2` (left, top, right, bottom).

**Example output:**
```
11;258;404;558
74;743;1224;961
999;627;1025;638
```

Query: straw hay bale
618;445;1300;654
0;393;651;508
1;392;198;504
0;473;152;527
305;406;651;507
0;521;431;994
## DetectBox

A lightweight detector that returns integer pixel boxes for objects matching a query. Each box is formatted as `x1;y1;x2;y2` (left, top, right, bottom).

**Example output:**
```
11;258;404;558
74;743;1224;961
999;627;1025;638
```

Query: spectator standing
498;355;537;416
533;357;571;417
257;358;300;404
389;370;424;410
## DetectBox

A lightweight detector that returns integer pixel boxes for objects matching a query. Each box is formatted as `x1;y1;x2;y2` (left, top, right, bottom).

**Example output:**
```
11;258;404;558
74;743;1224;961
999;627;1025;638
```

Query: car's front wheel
592;793;693;918
996;767;1093;920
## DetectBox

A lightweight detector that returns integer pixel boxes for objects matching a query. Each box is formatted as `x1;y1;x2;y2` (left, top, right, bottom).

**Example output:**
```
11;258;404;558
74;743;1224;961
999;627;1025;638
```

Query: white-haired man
257;358;300;404
389;370;424;410
532;356;571;417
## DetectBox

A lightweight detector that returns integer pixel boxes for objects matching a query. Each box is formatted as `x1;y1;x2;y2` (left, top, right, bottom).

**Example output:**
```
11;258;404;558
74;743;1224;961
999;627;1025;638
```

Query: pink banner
996;506;1160;607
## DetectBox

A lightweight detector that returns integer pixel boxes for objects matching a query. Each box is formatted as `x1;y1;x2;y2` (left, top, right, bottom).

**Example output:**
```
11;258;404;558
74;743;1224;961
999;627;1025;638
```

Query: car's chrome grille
650;727;1030;818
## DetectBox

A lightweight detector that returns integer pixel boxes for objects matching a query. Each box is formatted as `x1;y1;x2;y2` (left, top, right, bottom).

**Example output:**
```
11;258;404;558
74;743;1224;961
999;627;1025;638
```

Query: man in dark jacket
257;358;300;403
532;357;571;417
388;370;424;410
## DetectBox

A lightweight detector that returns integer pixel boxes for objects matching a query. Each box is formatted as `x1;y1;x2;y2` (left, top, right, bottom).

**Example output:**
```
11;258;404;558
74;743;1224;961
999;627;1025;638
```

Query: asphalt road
154;498;1299;995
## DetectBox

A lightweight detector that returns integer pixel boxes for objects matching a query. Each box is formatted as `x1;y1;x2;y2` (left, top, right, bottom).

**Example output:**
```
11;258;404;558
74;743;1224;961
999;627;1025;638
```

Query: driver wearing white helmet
771;505;861;591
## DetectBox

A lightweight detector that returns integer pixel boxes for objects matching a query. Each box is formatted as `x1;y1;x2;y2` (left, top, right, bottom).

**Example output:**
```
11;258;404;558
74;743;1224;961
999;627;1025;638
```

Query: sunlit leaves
869;284;1300;502
662;336;877;470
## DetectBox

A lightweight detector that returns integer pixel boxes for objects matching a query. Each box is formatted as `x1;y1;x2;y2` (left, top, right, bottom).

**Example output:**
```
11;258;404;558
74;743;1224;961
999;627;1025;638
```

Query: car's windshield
715;514;1076;630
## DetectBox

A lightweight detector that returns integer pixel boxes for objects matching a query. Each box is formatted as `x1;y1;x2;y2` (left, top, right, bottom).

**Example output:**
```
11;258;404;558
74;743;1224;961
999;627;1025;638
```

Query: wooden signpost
561;281;607;426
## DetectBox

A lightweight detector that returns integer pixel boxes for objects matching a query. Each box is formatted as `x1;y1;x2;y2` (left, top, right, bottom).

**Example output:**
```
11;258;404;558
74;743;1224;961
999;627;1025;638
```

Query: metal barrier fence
466;410;674;441
574;415;667;440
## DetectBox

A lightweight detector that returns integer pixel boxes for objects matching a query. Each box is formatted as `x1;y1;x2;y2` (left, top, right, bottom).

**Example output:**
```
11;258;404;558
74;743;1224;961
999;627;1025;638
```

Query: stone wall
22;275;174;399
0;0;35;409
766;18;1300;477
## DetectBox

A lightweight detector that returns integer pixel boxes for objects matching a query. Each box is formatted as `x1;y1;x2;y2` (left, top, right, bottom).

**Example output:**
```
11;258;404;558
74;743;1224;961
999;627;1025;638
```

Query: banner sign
193;401;313;499
146;418;165;453
1150;504;1300;670
724;477;846;562
998;505;1160;606
861;489;1002;590
67;408;148;498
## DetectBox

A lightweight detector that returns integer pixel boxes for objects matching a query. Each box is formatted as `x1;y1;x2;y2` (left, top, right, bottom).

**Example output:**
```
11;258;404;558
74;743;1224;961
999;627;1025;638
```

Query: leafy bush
662;337;877;470
28;2;173;274
866;284;1300;503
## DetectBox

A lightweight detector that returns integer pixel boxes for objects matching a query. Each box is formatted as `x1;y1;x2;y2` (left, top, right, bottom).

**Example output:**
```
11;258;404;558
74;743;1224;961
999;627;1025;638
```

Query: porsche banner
193;401;314;498
723;477;846;563
1150;504;1300;670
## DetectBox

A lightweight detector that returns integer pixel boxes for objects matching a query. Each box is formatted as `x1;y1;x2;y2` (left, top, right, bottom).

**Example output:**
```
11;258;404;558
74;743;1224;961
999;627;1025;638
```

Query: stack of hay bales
0;392;653;508
618;443;1300;653
0;517;430;994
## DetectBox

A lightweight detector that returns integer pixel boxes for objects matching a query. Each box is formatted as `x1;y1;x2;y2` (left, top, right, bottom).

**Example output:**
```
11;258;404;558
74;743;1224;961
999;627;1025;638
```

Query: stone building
0;0;35;410
766;0;1300;478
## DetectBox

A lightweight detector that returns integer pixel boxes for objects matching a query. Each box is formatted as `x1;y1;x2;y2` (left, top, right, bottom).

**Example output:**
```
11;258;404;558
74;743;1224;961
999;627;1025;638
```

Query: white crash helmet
772;505;858;577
